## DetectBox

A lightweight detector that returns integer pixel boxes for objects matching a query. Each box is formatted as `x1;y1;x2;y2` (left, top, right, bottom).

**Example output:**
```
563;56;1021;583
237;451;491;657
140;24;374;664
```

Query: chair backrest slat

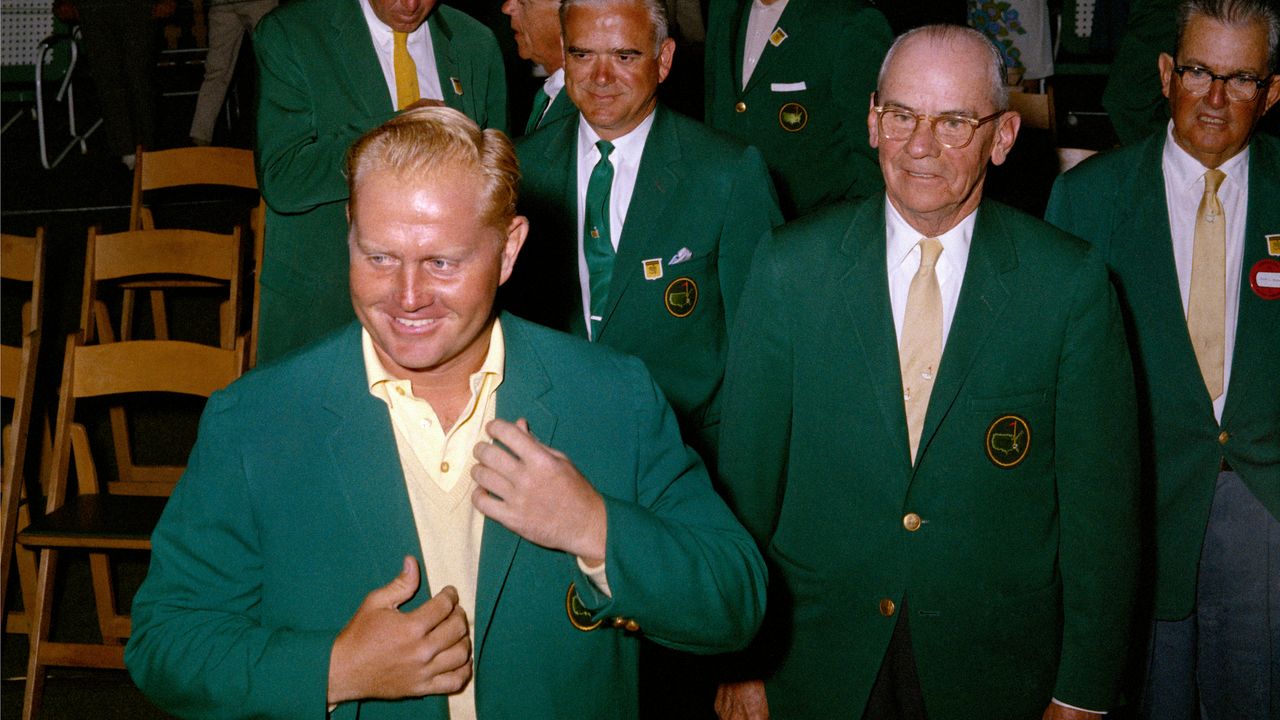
93;228;241;283
70;340;242;399
138;147;258;192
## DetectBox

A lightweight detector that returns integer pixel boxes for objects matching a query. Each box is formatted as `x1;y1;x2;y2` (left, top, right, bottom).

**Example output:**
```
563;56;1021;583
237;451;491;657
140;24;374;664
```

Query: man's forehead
1177;16;1272;73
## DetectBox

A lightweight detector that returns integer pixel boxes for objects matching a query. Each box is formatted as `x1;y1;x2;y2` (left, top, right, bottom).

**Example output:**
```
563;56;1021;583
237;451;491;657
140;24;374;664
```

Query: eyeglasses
1173;65;1272;103
872;103;1005;149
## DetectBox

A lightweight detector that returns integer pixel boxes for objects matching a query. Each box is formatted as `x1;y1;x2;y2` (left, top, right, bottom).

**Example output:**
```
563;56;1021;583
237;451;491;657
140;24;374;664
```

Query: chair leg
149;290;170;340
7;498;39;634
89;551;128;644
23;546;58;720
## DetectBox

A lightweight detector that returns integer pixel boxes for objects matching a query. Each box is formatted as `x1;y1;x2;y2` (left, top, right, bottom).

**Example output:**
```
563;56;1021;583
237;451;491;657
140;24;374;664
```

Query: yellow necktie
1188;169;1226;401
900;238;944;465
393;31;419;110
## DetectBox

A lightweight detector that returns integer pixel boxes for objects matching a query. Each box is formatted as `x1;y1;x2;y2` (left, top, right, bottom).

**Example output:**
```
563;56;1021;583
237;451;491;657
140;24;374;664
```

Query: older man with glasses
1047;1;1280;718
715;23;1140;720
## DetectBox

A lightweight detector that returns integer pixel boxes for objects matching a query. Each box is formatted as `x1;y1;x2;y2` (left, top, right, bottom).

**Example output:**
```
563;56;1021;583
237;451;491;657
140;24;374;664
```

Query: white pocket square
771;81;807;92
669;247;693;265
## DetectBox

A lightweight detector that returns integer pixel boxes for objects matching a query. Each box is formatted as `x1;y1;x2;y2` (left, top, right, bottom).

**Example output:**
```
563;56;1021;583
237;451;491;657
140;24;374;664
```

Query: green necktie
584;140;615;341
525;86;551;134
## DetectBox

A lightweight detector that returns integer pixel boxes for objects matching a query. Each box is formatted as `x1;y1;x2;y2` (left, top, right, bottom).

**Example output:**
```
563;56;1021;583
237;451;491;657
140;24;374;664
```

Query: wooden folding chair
2;230;46;634
127;145;266;366
17;335;244;720
83;226;244;492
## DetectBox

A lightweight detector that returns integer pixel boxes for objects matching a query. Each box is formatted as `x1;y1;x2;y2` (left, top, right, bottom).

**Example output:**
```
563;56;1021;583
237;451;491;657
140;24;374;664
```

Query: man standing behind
717;25;1139;720
125;107;766;720
502;0;577;134
1046;2;1280;717
254;0;507;363
508;0;780;469
703;0;892;218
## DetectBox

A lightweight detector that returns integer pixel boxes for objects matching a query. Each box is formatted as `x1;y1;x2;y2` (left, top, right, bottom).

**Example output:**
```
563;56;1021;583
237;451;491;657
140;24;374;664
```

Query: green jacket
1045;132;1280;620
505;105;781;465
523;79;577;136
125;315;767;720
253;0;507;363
703;0;890;218
719;197;1140;718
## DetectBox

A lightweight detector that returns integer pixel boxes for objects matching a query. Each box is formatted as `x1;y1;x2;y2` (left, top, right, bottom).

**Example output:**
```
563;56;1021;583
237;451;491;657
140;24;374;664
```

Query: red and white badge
1249;258;1280;300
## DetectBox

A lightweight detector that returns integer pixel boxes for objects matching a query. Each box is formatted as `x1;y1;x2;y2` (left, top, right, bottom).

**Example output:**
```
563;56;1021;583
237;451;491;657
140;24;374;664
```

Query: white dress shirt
574;110;657;337
885;199;974;350
1161;121;1249;422
359;0;444;110
741;0;789;89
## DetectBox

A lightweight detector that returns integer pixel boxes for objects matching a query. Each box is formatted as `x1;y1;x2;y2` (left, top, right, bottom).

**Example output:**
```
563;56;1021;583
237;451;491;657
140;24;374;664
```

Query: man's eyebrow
612;47;643;56
565;45;593;54
877;100;981;117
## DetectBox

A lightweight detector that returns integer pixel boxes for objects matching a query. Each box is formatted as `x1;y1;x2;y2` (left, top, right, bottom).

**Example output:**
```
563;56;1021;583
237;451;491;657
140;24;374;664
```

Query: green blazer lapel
329;4;395;116
840;198;914;469
474;315;558;666
599;107;682;334
727;0;750;93
429;11;467;115
542;118;589;337
1112;139;1216;420
320;324;425;584
916;203;1015;463
741;0;807;95
1223;135;1280;427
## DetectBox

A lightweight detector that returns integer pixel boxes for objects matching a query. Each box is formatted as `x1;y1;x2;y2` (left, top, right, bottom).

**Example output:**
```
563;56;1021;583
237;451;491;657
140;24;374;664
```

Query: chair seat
18;495;166;551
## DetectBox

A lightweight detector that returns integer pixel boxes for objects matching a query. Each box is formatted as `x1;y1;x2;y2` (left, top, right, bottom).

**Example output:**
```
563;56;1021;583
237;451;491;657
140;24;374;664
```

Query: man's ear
656;37;676;84
867;92;880;149
498;215;529;285
1261;73;1280;116
988;110;1021;167
1158;52;1176;100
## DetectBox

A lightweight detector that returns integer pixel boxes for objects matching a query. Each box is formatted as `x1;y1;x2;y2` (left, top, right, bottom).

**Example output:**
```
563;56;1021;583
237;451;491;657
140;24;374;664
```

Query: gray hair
1175;0;1280;72
559;0;670;55
877;24;1009;111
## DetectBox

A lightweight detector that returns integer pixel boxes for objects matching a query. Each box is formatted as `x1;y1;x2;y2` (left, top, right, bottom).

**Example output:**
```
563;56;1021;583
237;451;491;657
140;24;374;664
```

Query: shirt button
440;461;450;473
419;419;431;430
903;513;922;532
735;101;747;112
1218;431;1229;445
879;598;896;617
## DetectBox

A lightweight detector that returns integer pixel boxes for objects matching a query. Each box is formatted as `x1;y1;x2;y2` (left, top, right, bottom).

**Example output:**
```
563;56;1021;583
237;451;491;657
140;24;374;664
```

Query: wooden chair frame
1;230;46;634
127;145;266;367
18;335;244;720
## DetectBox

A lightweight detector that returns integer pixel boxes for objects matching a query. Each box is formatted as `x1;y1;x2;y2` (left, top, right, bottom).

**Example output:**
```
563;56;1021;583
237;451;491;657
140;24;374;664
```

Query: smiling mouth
395;317;440;329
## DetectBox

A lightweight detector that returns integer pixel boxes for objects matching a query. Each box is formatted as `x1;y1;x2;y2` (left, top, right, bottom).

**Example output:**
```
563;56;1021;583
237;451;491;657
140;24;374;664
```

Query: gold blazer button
879;598;896;617
903;513;922;532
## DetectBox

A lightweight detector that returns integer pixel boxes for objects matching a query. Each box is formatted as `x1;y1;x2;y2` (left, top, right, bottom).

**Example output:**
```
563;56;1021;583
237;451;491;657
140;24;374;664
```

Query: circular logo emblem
1249;258;1280;300
664;277;698;317
984;414;1031;468
778;102;808;132
565;582;602;631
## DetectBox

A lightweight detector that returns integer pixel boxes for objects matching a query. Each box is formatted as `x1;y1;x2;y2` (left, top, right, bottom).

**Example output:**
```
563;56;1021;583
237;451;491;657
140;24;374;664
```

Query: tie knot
393;30;408;46
595;140;615;160
1203;168;1226;196
918;237;943;271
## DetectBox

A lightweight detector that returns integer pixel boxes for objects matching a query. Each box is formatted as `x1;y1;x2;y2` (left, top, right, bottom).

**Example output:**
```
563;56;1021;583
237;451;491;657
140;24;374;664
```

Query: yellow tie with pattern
901;238;944;465
393;31;419;110
1188;168;1226;401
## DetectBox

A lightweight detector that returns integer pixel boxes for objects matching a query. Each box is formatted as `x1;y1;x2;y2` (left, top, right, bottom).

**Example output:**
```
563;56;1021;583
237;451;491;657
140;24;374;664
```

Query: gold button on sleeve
612;617;626;628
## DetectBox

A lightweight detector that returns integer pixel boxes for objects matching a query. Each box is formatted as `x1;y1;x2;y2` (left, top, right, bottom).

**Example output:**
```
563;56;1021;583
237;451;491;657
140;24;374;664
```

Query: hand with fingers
471;418;608;566
327;556;472;705
716;679;770;720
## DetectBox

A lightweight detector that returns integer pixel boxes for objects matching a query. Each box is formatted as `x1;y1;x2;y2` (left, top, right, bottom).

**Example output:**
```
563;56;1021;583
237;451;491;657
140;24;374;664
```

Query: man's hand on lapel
327;556;472;704
472;418;608;566
715;679;770;720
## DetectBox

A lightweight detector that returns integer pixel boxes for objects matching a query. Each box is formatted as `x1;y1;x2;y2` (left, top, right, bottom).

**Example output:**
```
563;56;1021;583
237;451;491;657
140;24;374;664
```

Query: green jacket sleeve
719;146;783;331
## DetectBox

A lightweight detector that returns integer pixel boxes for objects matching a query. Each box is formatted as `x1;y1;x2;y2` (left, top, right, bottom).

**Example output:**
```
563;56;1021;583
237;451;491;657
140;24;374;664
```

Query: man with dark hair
1047;1;1280;716
126;107;766;720
717;24;1140;720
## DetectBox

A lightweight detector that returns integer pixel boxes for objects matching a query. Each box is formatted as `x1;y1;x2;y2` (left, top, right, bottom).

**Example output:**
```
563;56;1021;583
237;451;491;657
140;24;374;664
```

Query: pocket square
771;81;807;92
669;247;693;265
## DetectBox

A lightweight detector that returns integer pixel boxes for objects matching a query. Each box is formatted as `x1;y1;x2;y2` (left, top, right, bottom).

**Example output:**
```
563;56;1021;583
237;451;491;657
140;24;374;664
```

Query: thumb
368;555;420;610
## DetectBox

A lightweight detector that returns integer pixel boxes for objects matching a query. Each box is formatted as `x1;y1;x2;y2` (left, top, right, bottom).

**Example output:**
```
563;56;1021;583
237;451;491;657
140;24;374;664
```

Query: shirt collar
364;319;506;398
576;107;657;165
543;67;565;97
1162;119;1250;193
360;0;430;50
884;196;976;273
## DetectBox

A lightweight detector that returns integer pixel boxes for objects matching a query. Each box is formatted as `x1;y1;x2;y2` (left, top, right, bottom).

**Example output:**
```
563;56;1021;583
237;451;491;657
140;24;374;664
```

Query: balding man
717;25;1139;720
502;0;578;133
125;107;766;720
1047;2;1280;716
